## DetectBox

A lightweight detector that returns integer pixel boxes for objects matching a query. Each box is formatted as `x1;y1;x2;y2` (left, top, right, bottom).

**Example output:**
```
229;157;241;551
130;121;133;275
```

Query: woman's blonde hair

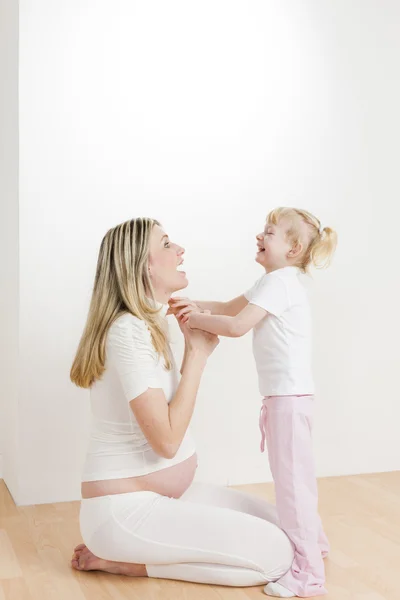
267;207;337;273
70;217;171;389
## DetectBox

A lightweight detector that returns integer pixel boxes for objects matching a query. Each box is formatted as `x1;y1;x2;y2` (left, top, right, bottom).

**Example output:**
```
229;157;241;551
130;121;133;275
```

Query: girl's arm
169;295;248;318
197;295;248;317
187;303;267;338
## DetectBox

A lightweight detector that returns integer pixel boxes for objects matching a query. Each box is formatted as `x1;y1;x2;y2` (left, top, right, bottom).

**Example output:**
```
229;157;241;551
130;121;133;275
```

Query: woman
70;217;293;587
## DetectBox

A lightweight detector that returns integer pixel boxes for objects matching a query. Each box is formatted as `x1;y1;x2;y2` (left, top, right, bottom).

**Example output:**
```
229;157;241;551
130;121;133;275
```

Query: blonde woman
70;217;293;587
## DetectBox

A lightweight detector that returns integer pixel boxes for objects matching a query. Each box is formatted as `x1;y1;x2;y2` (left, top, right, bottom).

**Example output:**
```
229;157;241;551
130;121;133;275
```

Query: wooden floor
0;473;399;600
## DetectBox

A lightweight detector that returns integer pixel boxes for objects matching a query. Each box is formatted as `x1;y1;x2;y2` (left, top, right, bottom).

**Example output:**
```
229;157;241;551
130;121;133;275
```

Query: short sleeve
244;276;263;302
106;315;162;401
244;274;290;317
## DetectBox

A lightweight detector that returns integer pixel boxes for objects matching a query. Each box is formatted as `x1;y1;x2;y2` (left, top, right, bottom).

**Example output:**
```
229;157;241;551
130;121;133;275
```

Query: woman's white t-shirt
245;266;315;397
82;312;195;482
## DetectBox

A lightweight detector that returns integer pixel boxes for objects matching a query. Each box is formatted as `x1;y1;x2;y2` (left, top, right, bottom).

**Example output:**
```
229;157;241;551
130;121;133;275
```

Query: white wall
12;0;400;504
0;0;19;494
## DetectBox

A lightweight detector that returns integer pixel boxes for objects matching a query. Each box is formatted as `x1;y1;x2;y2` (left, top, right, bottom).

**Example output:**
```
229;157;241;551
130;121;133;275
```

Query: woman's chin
173;273;189;291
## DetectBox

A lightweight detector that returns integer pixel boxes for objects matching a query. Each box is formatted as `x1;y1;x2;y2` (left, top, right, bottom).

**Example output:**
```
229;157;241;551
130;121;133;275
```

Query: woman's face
148;224;188;301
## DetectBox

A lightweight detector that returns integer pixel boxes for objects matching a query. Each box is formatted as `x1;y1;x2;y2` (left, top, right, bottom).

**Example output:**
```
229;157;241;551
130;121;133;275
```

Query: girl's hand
168;297;202;320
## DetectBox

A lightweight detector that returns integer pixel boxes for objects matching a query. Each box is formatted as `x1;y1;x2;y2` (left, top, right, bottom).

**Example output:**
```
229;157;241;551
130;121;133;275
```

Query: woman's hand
176;311;219;358
183;322;219;358
185;311;203;329
170;299;219;359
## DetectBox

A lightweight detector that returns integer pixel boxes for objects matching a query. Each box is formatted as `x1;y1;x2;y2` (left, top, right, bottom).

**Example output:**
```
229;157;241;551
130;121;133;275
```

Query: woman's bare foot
71;545;147;577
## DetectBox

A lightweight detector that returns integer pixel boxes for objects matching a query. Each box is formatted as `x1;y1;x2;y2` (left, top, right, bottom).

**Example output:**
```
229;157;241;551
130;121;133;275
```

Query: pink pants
259;395;329;597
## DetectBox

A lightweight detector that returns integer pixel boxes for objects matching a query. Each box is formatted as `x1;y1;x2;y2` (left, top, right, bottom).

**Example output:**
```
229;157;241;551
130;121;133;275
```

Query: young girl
169;207;337;598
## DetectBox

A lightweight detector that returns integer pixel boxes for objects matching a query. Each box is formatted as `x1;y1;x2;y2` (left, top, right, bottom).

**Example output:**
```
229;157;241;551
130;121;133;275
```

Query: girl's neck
264;263;291;274
265;257;299;274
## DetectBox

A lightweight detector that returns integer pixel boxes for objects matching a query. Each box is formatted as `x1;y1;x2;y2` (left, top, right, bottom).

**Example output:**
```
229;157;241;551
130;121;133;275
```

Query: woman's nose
177;245;185;256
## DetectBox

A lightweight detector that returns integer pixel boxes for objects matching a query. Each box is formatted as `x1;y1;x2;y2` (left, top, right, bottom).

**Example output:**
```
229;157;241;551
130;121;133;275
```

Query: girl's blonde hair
267;207;337;273
70;217;171;389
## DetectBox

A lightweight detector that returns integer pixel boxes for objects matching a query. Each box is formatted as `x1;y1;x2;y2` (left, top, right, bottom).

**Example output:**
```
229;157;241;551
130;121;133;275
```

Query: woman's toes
71;547;127;575
75;548;102;571
80;550;93;564
71;545;88;570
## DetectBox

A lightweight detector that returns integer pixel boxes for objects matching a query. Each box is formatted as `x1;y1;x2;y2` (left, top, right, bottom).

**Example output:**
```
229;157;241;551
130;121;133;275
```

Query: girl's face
255;219;293;272
148;225;188;301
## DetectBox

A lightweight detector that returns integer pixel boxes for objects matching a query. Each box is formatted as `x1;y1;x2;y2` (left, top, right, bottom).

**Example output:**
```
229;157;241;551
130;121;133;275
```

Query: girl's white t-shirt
245;266;315;397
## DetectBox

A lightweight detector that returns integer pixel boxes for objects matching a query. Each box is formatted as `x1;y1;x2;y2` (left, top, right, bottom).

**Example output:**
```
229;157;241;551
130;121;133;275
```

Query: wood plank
0;474;399;600
0;530;22;579
0;483;19;519
0;578;32;600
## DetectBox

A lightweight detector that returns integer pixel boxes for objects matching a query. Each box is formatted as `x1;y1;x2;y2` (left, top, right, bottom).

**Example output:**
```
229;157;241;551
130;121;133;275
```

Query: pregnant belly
81;453;198;500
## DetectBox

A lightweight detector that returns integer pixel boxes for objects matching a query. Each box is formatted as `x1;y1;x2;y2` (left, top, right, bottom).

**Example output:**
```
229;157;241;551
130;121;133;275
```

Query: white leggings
80;482;294;586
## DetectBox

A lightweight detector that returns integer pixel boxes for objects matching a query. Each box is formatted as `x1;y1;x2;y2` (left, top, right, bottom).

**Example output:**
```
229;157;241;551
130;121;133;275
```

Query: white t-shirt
244;266;314;397
82;312;195;482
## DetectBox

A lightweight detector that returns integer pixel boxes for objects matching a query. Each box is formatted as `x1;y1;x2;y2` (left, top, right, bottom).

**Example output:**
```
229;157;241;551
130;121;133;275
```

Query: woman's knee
256;525;294;581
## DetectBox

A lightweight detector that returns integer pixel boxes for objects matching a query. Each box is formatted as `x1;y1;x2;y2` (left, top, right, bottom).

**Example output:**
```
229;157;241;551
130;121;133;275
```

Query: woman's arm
180;343;188;375
187;303;267;338
111;316;218;460
129;324;218;459
129;348;208;459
